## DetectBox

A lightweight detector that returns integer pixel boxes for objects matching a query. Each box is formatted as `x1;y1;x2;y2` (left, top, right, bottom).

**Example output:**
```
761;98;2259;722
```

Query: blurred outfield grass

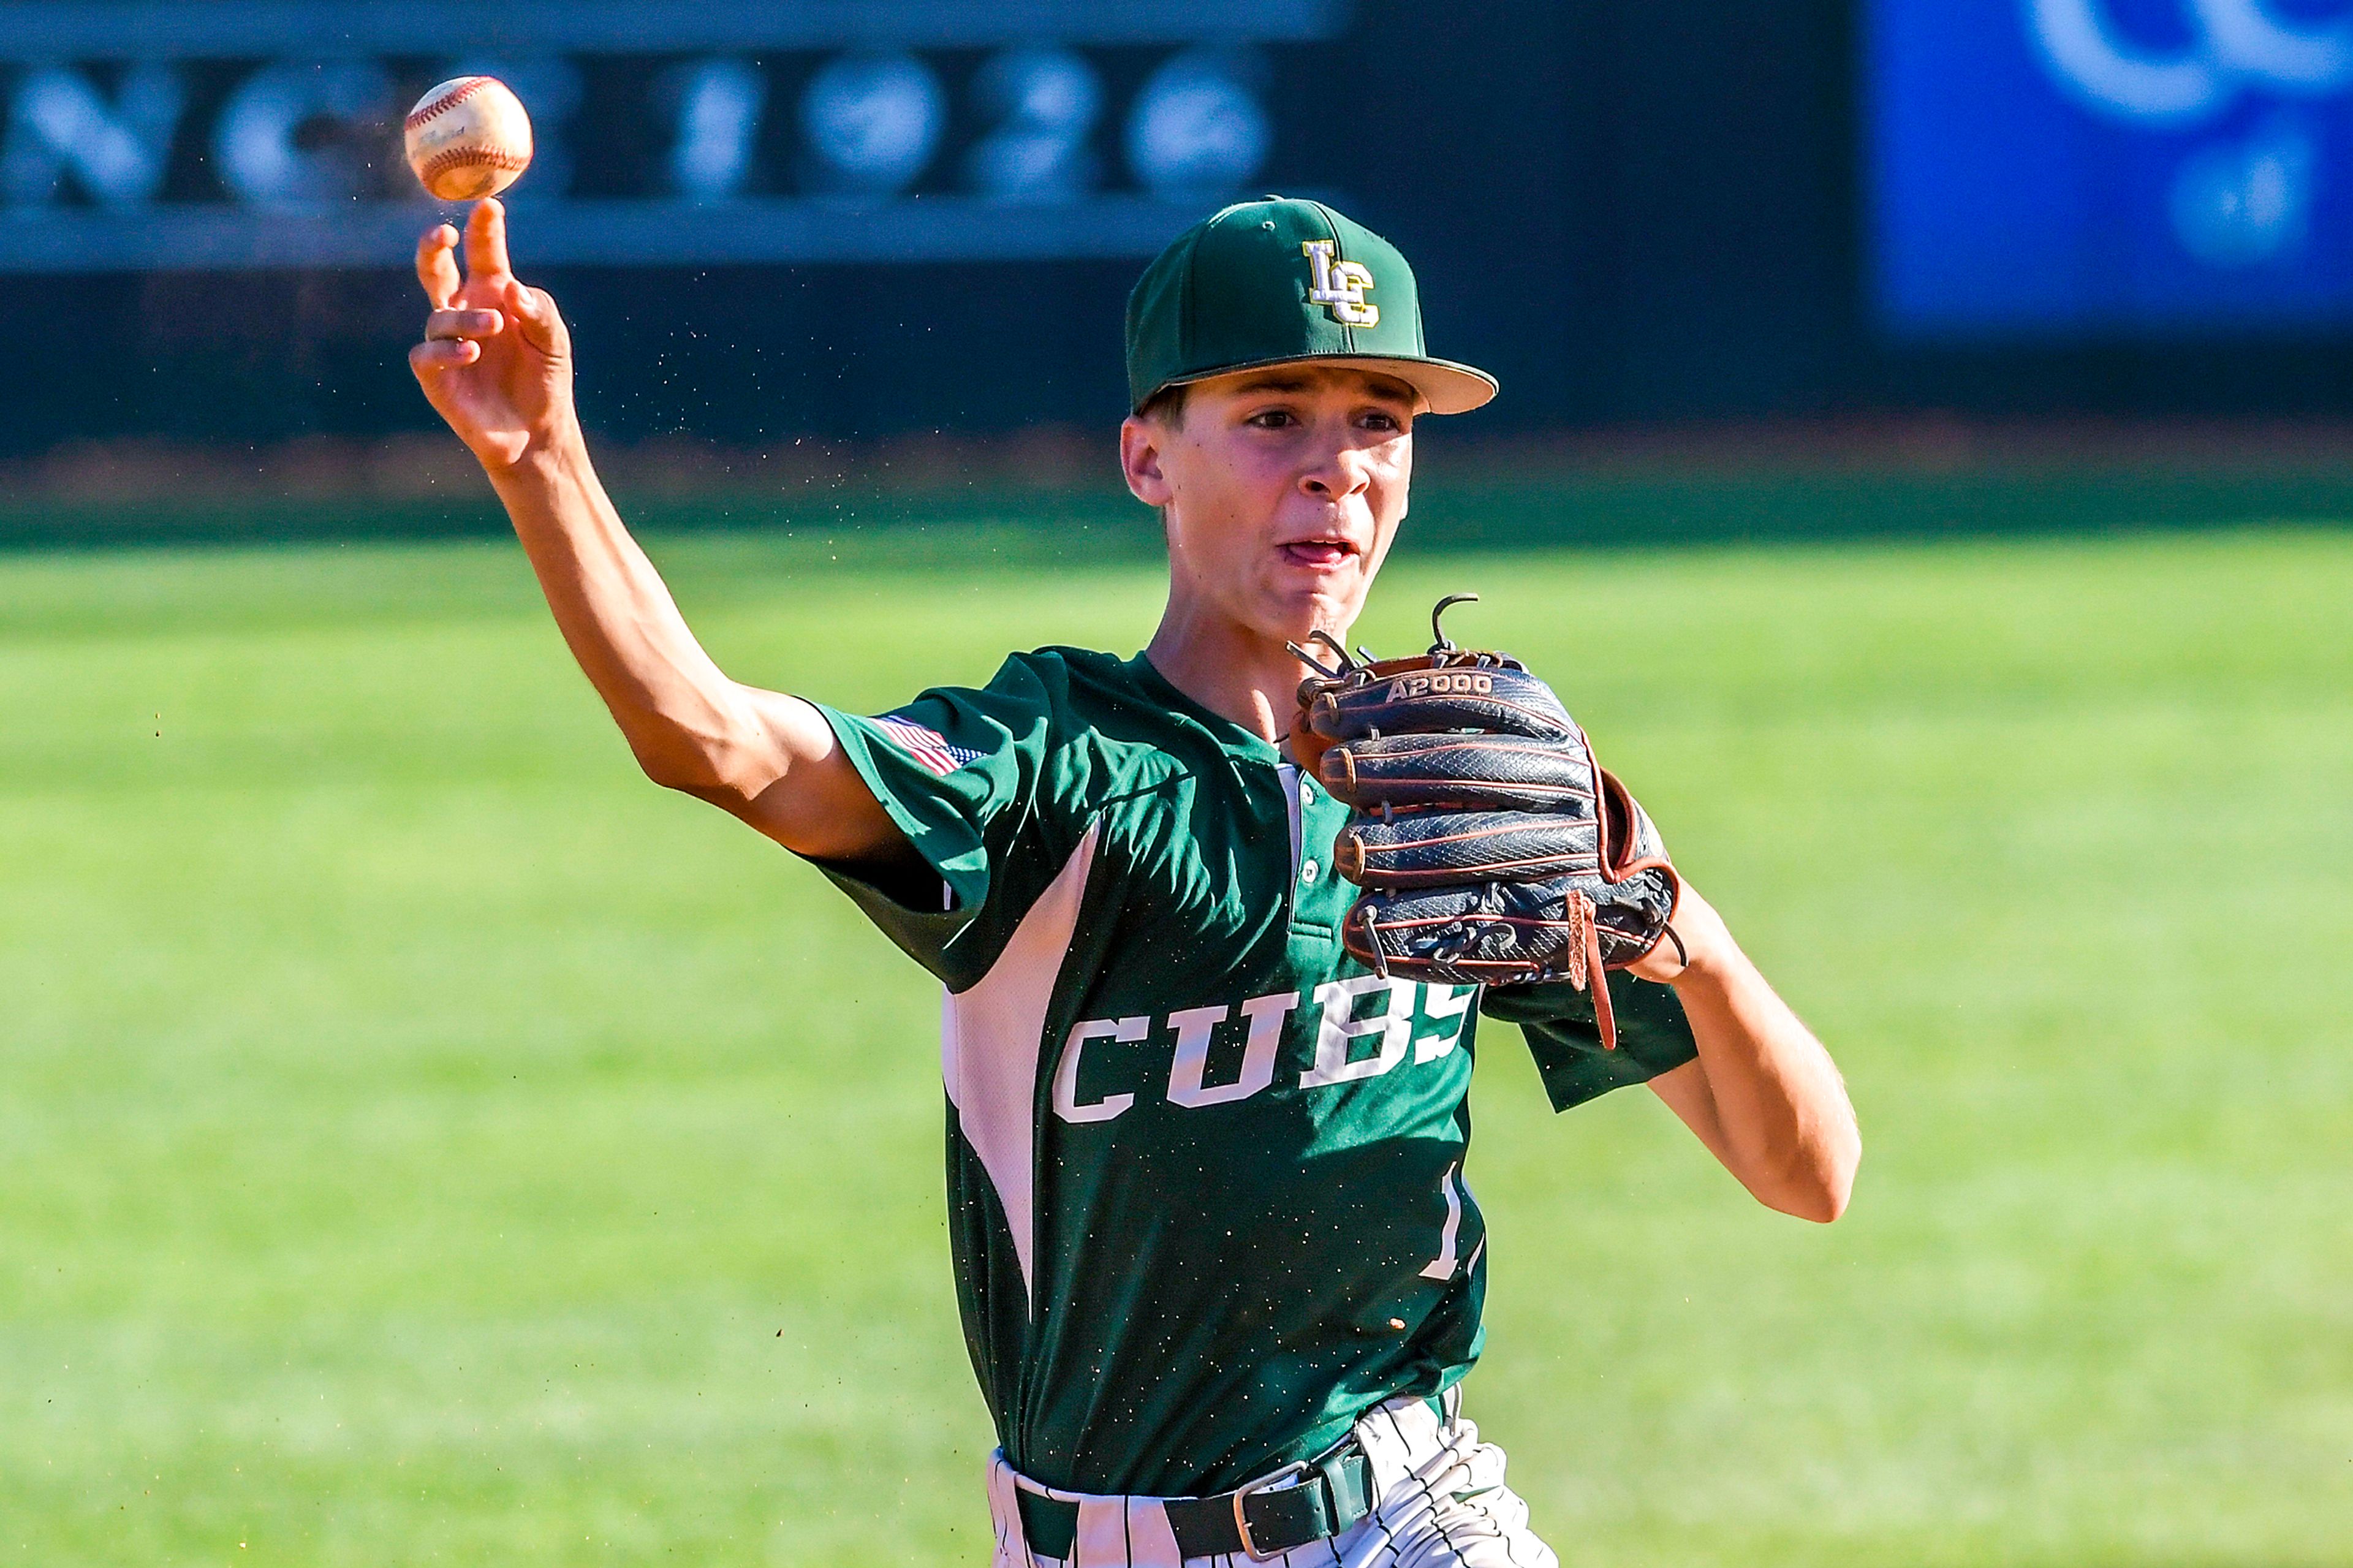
1;515;2347;1566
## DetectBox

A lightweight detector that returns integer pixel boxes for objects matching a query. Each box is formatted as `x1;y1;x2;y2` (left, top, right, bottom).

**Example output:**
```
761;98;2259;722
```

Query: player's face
1122;365;1416;645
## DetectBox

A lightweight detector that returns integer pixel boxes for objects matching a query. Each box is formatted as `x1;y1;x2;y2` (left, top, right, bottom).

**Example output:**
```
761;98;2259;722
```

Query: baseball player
411;194;1859;1566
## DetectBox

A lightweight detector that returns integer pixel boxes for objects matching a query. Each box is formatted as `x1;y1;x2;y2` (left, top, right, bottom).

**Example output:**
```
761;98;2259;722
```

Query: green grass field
2;518;2347;1566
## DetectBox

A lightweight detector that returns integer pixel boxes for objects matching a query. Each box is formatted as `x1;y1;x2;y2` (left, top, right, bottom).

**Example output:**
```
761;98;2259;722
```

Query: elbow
1764;1173;1848;1225
1777;1178;1850;1225
619;694;786;805
1773;1125;1861;1225
630;729;770;807
632;738;721;795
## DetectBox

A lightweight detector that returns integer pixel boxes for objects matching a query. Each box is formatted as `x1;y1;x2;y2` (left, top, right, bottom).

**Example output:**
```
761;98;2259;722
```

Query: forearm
1655;889;1860;1221
487;429;785;797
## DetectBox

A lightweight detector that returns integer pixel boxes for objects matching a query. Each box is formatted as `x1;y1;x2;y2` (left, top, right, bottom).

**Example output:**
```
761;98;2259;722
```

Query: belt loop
1318;1441;1373;1528
986;1450;1035;1568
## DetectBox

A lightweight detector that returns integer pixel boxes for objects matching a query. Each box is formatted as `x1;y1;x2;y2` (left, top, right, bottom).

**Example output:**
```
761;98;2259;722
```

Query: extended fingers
409;338;482;373
464;197;512;279
415;223;460;308
425;307;505;341
501;276;563;353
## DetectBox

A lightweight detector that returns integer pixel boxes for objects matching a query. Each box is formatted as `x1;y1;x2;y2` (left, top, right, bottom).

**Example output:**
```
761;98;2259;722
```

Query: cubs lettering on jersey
1053;979;1476;1121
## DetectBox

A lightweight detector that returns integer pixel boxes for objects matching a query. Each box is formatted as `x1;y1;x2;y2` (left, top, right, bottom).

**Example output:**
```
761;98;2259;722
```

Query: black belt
1015;1435;1375;1562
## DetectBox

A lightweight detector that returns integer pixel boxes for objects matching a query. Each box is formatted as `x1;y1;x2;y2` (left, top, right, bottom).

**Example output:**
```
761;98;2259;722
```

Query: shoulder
994;647;1181;746
990;645;1123;698
880;647;1186;784
993;648;1226;814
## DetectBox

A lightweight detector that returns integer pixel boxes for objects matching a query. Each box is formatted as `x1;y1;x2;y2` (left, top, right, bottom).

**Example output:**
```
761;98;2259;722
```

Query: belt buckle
1230;1460;1311;1561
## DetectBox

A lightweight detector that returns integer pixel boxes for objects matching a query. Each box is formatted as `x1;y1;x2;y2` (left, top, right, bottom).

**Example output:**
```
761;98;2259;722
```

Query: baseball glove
1288;594;1682;1050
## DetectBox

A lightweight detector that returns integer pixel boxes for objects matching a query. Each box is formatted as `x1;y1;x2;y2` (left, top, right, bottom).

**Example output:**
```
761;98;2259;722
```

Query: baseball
404;75;532;202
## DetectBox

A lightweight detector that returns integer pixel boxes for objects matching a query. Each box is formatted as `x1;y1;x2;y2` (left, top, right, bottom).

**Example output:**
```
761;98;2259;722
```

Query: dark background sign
0;1;1339;270
6;0;2352;455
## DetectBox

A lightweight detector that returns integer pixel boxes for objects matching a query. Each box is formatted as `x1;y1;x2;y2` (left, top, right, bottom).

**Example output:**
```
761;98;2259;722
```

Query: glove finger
1337;810;1599;887
1342;882;1596;988
1593;865;1681;968
1320;733;1596;813
1306;665;1575;743
1596;766;1670;875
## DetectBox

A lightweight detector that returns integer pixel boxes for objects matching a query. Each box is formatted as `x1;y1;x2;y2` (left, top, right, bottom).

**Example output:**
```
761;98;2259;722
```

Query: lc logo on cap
1302;240;1379;327
1121;195;1493;415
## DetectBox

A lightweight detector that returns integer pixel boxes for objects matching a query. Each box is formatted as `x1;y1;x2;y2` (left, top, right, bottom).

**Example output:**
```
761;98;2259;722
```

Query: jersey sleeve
1479;974;1698;1112
806;653;1065;990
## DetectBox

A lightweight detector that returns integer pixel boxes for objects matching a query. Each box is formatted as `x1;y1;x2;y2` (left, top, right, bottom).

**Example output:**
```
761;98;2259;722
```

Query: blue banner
1870;1;2353;334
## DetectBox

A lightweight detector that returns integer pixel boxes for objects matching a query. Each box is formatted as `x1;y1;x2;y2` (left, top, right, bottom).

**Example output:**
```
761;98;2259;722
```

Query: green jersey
814;648;1696;1498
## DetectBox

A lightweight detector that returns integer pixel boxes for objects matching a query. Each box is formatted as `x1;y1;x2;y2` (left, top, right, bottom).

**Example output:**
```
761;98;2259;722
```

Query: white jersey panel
942;820;1102;1302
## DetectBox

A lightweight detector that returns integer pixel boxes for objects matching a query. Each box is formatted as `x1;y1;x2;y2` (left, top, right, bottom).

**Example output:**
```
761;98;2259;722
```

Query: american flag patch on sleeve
873;715;985;777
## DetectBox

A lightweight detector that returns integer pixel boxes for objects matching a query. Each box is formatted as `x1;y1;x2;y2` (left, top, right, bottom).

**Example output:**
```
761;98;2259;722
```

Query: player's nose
1298;442;1373;501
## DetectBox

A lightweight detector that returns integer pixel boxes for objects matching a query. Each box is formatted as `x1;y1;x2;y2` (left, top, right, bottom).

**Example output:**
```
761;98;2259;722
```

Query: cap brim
1151;354;1498;417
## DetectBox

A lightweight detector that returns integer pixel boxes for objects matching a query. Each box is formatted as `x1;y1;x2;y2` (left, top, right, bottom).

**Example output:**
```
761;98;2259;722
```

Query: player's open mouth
1279;540;1357;569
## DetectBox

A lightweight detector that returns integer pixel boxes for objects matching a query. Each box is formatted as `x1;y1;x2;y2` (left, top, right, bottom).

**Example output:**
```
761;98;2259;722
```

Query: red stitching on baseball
406;77;492;132
421;147;531;180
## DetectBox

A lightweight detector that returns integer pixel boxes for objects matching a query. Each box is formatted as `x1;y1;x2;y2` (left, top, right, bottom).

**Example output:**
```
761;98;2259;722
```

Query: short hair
1135;383;1189;428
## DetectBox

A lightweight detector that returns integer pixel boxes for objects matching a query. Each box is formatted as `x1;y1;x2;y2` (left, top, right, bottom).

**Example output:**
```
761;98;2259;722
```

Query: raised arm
408;200;906;869
1632;886;1861;1222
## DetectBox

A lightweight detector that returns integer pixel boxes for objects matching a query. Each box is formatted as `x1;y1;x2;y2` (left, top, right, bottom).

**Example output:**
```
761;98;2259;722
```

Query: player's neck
1143;608;1314;752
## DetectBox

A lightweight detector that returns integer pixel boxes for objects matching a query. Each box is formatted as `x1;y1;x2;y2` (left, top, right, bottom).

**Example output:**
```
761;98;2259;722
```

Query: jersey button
1300;859;1320;885
1299;779;1316;808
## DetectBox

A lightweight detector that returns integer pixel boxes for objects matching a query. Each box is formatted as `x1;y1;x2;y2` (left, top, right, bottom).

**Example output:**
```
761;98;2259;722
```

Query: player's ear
1120;415;1173;509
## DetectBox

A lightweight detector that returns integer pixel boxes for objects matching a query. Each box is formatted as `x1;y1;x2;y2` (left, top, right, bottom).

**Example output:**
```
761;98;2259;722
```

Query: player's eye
1358;409;1405;433
1246;409;1299;430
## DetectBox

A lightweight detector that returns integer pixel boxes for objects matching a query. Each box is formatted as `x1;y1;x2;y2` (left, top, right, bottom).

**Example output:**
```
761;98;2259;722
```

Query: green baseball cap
1124;195;1498;417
